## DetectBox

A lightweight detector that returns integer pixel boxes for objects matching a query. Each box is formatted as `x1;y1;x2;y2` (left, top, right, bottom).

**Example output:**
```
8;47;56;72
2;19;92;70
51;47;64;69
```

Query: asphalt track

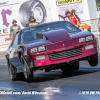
0;51;100;100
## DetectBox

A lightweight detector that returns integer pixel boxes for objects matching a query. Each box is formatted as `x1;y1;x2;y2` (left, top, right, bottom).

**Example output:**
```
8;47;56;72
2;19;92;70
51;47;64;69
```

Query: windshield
19;22;81;43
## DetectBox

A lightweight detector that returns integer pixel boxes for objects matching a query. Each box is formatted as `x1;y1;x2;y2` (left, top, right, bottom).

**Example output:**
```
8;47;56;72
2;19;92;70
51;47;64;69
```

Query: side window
13;34;18;46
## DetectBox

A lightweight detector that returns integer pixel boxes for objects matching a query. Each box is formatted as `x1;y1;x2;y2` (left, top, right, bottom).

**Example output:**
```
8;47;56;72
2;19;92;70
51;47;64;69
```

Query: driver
26;16;39;27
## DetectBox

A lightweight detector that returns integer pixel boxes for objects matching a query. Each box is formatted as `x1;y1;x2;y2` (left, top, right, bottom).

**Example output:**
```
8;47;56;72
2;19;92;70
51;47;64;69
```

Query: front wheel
21;55;33;81
88;54;98;66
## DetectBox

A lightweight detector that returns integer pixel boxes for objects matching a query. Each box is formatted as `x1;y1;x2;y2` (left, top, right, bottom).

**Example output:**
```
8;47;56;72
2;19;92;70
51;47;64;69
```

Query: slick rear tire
8;63;17;81
61;61;79;73
88;54;98;66
21;55;33;81
8;62;25;81
19;0;47;27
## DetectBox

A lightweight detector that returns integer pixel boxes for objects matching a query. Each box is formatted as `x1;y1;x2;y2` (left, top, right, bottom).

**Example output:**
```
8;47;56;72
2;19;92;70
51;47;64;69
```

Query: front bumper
31;41;98;67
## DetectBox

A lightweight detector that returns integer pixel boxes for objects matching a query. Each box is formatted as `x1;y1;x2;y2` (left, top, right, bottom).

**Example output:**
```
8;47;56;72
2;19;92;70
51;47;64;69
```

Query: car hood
23;29;93;49
23;39;51;49
40;29;93;41
70;31;93;39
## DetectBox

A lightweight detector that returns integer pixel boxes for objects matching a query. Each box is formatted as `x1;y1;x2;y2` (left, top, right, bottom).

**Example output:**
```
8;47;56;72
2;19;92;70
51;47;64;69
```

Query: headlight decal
30;46;46;54
79;36;93;43
86;36;93;42
38;46;46;52
30;48;38;54
79;38;86;43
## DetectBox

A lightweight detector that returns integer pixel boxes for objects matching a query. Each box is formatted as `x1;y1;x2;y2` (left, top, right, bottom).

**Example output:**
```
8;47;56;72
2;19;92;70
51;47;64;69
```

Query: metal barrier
81;18;99;32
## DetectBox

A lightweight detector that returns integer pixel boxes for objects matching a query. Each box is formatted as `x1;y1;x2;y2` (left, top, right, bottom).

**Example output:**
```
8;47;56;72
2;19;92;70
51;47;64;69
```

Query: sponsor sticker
56;0;82;6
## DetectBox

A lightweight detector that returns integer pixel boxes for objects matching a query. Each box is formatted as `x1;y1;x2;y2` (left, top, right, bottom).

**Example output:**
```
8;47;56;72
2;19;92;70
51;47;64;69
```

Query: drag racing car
5;21;98;81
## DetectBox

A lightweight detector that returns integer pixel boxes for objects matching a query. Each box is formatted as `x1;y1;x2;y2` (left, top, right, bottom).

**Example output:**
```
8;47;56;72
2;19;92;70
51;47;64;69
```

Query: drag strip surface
0;51;100;100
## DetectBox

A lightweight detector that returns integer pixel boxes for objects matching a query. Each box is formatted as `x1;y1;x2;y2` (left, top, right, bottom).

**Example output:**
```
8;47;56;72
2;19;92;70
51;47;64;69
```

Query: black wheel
8;63;17;81
21;55;33;81
16;72;25;80
88;54;98;66
61;61;79;73
19;0;47;27
8;61;25;81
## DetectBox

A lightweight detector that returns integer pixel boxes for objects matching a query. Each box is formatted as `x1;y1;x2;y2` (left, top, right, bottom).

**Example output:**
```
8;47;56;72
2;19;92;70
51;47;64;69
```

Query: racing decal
56;0;82;6
22;27;36;32
1;9;12;27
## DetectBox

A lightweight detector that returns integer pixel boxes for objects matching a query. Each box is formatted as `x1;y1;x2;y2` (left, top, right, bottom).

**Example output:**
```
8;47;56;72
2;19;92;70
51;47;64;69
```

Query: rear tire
21;55;33;81
61;61;79;73
8;62;25;81
88;54;98;66
8;63;17;81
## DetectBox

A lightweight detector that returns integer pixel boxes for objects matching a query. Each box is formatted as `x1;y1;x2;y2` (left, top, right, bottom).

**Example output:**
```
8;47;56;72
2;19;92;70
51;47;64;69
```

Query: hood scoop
38;29;71;43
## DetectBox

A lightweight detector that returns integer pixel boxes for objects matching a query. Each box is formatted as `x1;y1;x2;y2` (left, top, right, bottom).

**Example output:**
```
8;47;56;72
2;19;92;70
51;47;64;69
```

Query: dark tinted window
20;22;81;43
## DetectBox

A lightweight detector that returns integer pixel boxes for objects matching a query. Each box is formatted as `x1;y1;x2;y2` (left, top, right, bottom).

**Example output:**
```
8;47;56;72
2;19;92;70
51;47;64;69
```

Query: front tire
88;54;98;66
21;55;33;81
